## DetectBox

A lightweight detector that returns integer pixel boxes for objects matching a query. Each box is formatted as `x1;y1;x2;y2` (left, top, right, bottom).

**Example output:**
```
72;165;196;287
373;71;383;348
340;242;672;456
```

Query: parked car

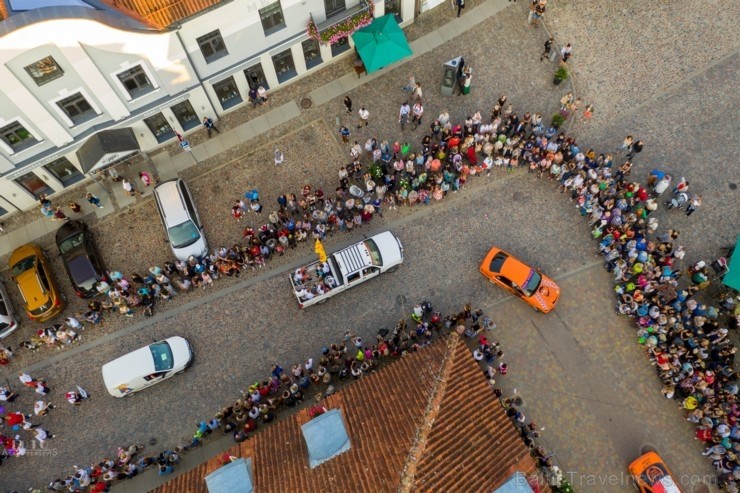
628;451;682;493
9;243;65;322
153;178;208;261
56;220;107;298
479;246;560;313
102;336;193;397
0;281;20;339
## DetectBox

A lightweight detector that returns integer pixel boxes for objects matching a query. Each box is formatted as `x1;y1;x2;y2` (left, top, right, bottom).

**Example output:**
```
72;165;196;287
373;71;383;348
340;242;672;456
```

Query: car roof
154;179;189;227
334;241;373;275
15;269;49;310
628;452;682;493
102;344;157;388
498;253;532;285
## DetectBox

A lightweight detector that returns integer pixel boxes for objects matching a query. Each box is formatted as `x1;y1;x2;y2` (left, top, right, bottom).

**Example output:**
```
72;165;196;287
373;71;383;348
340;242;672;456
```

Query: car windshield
11;256;36;277
522;269;542;297
168;220;201;249
59;232;84;255
364;239;382;266
0;322;9;331
149;342;174;372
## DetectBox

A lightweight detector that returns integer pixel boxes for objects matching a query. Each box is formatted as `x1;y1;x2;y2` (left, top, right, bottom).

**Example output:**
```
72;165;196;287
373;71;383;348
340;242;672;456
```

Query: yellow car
628;452;682;493
480;246;560;313
9;244;65;322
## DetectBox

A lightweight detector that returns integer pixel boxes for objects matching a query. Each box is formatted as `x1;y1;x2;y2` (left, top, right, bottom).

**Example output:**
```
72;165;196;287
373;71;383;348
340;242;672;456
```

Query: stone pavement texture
0;0;736;490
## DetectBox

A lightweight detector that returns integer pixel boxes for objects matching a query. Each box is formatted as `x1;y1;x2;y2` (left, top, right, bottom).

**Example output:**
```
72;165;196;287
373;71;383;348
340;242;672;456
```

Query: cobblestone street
0;0;738;490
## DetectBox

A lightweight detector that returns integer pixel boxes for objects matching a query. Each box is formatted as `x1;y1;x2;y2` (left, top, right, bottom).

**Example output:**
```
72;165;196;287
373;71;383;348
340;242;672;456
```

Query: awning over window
76;128;140;174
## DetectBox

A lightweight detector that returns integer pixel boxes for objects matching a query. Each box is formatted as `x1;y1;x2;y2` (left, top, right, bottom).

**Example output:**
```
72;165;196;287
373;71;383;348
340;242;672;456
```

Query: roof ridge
397;334;459;493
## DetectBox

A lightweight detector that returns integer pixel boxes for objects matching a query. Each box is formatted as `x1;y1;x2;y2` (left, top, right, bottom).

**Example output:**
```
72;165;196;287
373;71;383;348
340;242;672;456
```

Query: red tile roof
100;0;225;30
152;334;543;493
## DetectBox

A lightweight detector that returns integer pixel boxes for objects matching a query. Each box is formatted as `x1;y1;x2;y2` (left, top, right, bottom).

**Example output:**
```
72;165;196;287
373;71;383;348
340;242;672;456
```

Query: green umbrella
722;234;740;292
352;14;413;73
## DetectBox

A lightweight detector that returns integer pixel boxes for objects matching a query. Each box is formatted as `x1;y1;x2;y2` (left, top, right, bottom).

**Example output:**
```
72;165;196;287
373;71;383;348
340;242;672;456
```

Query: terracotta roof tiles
152;335;544;493
100;0;225;30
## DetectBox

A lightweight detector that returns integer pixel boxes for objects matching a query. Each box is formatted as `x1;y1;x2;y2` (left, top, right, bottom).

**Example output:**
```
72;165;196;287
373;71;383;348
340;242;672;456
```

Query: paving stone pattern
0;0;737;489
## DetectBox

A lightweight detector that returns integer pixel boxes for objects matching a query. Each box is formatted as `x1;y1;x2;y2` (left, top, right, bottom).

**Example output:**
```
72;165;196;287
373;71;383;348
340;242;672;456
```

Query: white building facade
0;0;416;214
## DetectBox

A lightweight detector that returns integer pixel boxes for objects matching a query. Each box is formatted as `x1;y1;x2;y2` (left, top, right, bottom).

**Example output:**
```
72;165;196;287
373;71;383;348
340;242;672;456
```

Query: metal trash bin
441;56;463;96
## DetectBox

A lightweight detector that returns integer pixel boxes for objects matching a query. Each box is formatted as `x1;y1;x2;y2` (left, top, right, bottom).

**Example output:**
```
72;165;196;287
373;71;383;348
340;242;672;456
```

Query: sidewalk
103;2;516;491
0;0;512;261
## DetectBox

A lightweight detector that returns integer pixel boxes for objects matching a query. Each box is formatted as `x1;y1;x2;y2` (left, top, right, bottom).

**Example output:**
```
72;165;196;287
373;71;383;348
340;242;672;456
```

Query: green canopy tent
722;234;740;291
352;14;413;73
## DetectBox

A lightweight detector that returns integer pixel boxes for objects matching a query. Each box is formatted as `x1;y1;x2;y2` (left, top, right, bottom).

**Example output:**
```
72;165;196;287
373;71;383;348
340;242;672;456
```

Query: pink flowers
307;1;375;45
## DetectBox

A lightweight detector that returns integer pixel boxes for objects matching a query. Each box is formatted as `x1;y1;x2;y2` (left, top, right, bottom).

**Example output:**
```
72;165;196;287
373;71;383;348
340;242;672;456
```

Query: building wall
0;0;413;215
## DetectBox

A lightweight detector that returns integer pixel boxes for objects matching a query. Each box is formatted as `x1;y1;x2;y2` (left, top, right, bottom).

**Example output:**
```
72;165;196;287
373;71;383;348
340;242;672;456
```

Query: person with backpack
202;117;220;137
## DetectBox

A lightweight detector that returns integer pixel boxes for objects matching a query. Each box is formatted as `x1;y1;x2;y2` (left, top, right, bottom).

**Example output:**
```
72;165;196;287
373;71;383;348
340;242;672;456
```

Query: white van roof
102;345;156;389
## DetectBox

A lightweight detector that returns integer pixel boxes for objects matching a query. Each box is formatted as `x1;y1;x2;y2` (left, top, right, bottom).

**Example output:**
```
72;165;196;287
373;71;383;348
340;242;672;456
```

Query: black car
55;220;107;298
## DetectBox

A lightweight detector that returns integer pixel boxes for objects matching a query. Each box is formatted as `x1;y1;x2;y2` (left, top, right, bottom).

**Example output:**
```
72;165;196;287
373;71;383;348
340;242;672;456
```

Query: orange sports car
628;451;682;493
479;247;560;313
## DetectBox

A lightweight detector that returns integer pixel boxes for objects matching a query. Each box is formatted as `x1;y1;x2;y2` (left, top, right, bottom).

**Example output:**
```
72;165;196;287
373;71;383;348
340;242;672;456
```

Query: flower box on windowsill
307;0;374;45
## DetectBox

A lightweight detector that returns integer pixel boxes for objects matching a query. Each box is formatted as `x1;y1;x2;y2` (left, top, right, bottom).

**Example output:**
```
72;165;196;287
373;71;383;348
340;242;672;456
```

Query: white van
153;178;208;261
102;336;193;397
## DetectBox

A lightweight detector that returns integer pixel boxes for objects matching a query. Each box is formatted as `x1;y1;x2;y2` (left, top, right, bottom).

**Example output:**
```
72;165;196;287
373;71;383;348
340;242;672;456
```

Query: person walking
357;107;369;129
339;125;350;143
540;37;554;61
343;95;352;114
402;74;416;92
248;87;261;107
580;104;594;123
399;102;410;130
68;201;82;214
560;43;573;63
202;117;220;137
274;149;285;166
412;82;423;102
456;0;464;17
618;135;634;154
686;194;702;216
34;400;54;417
257;85;268;104
626;139;644;159
86;192;104;208
411;101;424;130
138;171;153;187
34;427;54;444
53;206;69;221
122;178;140;197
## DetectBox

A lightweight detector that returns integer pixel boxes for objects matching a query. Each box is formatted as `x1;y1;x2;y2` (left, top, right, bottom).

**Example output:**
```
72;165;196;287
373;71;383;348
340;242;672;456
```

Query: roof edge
398;333;460;492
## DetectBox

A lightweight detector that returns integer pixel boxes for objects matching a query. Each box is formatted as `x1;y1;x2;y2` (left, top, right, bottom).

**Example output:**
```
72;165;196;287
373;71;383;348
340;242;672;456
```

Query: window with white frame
56;92;96;125
259;2;286;36
0;121;39;153
197;30;228;63
116;65;155;99
24;56;64;86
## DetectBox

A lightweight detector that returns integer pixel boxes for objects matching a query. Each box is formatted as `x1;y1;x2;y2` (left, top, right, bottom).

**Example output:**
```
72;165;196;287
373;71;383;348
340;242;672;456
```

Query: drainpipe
174;26;220;119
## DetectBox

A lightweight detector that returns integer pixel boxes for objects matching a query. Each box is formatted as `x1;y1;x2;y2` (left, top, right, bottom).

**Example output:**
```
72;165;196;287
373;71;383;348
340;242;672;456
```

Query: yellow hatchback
9;244;65;322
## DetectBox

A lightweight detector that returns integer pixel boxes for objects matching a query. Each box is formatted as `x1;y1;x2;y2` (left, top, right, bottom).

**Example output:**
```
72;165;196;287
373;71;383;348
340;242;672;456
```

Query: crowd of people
0;33;734;488
14;301;538;492
540;128;739;488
